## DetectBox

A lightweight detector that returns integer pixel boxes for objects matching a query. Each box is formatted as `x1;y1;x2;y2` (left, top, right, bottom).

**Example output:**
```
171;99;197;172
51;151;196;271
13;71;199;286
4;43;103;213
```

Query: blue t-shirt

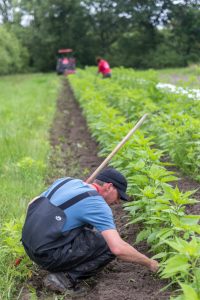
41;178;116;232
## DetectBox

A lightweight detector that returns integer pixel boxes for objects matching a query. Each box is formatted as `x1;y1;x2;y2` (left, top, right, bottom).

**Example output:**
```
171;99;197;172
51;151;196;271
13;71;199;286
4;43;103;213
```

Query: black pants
30;228;115;283
103;73;111;78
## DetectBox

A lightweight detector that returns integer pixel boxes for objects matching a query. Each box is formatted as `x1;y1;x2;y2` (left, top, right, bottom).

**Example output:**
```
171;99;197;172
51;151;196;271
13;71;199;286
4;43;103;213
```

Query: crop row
69;72;200;300
81;67;200;181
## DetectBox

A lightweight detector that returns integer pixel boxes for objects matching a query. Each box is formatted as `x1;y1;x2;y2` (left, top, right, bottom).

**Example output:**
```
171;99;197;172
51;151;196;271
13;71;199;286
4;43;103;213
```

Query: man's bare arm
101;229;158;272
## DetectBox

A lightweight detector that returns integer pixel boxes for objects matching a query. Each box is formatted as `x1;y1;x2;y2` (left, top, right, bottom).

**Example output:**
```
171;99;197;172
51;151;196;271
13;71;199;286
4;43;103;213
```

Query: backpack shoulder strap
47;178;73;200
58;190;99;210
47;178;99;210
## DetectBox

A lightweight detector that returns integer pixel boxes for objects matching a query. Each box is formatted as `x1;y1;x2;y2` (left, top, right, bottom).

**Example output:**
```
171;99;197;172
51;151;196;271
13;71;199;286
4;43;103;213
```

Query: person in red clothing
96;57;112;78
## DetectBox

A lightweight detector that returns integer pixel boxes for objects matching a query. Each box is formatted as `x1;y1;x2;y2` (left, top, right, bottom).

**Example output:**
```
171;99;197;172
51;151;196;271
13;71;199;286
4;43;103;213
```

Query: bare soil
21;78;199;300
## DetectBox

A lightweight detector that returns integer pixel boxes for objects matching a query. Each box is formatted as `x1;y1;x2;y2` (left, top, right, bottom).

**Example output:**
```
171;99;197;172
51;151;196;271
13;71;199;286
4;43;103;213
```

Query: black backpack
22;178;98;254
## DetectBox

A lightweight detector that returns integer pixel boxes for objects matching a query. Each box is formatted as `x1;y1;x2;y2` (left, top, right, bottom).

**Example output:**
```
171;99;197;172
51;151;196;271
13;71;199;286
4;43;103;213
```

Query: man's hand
149;259;159;272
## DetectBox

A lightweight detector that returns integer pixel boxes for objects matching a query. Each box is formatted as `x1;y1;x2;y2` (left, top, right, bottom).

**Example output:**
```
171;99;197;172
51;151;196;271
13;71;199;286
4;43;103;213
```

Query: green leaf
135;229;151;244
151;252;167;259
161;175;178;183
161;254;189;278
142;186;157;198
180;215;200;226
127;216;144;224
179;283;199;300
129;175;149;185
149;164;169;181
132;159;146;171
147;231;158;244
155;228;174;241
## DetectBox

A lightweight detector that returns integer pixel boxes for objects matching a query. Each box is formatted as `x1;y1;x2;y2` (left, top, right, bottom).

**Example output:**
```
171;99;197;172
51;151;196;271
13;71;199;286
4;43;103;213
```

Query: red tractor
56;49;76;75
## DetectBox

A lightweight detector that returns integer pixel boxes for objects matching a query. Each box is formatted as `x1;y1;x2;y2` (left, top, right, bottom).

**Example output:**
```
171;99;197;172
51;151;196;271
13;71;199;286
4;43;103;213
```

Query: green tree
17;0;94;71
169;5;200;65
0;25;29;74
1;0;200;71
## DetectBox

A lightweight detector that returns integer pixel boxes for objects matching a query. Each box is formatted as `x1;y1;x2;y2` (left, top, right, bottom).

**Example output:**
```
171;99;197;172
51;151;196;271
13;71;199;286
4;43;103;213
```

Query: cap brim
118;189;129;201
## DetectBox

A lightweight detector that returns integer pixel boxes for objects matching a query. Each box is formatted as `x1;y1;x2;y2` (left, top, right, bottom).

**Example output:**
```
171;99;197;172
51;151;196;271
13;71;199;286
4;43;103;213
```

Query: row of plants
84;67;200;181
0;73;59;299
69;72;200;300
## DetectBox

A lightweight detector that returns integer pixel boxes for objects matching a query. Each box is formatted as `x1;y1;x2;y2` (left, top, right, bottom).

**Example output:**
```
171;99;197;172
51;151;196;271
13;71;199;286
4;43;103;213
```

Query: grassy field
155;64;200;88
0;73;60;299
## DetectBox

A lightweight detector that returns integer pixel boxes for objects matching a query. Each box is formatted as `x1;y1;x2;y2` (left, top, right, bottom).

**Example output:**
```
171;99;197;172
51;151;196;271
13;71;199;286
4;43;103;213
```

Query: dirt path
25;78;199;300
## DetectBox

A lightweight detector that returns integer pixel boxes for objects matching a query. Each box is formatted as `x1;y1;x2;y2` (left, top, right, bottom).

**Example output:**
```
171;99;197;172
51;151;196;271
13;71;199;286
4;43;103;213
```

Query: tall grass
0;73;60;299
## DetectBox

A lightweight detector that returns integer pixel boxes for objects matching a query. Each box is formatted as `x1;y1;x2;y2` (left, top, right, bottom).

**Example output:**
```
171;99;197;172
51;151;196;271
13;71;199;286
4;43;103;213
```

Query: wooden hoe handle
86;113;148;183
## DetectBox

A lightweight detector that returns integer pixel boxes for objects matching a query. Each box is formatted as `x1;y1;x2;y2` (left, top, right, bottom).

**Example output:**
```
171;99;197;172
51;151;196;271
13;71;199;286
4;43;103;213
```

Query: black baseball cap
96;168;129;201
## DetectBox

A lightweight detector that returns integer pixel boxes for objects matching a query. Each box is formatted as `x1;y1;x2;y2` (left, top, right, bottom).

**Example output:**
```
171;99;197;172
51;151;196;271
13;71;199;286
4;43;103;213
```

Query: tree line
0;0;200;74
